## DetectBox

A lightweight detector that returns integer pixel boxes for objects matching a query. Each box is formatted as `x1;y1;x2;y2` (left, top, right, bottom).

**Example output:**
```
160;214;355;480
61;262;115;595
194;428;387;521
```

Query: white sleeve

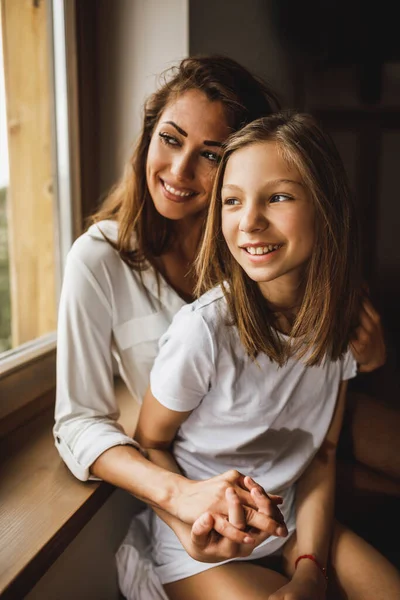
341;347;358;381
150;308;215;412
54;244;139;482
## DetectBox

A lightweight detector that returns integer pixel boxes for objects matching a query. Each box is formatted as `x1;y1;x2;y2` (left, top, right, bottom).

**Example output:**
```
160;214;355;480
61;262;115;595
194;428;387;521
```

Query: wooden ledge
0;378;140;599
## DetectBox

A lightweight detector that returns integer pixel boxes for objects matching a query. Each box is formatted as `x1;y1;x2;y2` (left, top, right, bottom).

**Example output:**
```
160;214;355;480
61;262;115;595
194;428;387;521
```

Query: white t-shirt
148;286;357;581
54;220;185;481
151;285;357;496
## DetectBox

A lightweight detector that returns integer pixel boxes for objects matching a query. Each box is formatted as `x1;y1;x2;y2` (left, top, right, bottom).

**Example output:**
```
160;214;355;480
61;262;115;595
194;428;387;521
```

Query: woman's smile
160;178;197;202
146;89;230;222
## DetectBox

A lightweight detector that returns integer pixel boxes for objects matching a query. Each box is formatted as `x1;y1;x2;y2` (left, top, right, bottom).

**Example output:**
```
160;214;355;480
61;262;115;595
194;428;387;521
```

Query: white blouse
53;220;186;481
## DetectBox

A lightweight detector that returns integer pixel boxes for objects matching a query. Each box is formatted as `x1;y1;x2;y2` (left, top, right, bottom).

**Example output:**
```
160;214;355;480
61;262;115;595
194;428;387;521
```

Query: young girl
135;112;400;599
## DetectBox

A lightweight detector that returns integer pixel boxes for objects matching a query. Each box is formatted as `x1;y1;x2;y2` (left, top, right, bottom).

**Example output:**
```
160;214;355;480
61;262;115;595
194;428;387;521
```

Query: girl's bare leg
164;562;288;600
282;520;400;600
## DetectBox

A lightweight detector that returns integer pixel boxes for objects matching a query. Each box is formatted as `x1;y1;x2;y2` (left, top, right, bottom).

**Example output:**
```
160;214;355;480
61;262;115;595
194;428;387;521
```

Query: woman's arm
350;297;386;372
54;243;140;481
55;242;282;552
136;385;288;539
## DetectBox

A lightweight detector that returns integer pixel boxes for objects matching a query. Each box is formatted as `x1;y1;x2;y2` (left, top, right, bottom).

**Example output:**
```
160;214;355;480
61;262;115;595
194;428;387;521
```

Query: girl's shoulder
189;286;228;323
168;286;229;340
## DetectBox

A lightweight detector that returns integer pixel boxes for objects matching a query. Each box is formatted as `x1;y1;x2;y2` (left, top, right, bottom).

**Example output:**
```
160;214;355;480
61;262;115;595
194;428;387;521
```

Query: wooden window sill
0;378;140;599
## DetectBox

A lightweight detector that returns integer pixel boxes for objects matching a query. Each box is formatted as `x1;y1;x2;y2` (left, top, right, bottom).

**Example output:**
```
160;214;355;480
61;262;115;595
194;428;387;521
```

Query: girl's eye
159;132;180;147
222;197;239;206
202;150;222;164
270;194;292;203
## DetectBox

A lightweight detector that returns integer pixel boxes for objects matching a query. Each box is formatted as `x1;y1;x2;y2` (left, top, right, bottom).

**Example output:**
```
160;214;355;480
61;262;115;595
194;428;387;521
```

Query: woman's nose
171;152;195;181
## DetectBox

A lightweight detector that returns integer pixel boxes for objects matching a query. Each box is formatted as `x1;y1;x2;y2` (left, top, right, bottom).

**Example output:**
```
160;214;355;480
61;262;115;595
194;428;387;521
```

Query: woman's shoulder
68;220;125;269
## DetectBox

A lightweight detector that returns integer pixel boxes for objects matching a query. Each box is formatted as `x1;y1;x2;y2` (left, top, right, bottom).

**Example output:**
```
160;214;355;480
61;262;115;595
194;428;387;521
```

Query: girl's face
221;141;315;300
146;89;231;223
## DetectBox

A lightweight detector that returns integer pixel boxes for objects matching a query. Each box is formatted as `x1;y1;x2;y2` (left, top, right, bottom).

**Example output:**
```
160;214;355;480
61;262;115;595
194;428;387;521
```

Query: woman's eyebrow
161;121;223;147
204;140;223;147
162;121;187;137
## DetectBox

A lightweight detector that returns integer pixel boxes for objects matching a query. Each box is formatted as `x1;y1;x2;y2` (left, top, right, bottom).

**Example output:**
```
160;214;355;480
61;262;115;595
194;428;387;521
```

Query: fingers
350;296;386;371
191;512;215;549
243;475;285;522
244;503;287;537
226;487;246;531
361;296;381;324
213;512;254;545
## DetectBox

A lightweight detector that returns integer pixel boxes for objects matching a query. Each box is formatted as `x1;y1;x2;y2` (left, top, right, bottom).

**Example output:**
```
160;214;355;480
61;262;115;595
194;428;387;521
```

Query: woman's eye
222;197;239;206
270;194;292;203
202;150;221;164
159;132;180;146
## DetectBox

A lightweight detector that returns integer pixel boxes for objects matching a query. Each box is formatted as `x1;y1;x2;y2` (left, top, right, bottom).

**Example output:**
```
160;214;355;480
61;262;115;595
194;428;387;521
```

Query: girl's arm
135;385;288;540
271;381;348;599
295;381;348;567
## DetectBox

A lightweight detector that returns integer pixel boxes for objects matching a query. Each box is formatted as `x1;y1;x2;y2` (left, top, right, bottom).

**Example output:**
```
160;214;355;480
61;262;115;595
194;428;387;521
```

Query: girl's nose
239;206;268;233
171;152;195;181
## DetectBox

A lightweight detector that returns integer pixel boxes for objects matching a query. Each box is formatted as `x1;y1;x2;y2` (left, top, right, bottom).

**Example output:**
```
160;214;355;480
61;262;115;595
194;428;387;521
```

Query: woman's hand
175;470;287;538
350;297;386;372
172;484;286;563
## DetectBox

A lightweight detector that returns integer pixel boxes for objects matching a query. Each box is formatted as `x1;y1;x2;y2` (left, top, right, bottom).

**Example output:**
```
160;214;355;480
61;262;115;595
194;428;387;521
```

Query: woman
54;55;287;559
54;55;396;564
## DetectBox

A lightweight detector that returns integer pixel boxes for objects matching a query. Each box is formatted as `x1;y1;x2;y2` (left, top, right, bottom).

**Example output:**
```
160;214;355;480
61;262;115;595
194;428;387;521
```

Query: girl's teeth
164;182;192;197
246;245;280;255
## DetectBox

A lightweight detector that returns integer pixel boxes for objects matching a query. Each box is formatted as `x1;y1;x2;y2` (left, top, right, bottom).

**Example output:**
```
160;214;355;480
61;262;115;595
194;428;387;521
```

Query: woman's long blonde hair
91;55;280;269
196;111;362;366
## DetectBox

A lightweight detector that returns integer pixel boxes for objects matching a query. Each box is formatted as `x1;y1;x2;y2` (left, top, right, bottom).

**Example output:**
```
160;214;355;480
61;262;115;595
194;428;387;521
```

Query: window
0;0;80;425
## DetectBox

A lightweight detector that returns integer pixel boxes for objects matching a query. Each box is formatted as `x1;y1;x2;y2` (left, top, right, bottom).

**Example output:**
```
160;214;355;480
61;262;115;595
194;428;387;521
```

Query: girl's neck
258;278;305;334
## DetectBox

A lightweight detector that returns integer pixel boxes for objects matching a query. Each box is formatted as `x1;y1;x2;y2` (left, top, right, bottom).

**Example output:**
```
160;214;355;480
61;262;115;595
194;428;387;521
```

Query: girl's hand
268;559;327;600
350;297;386;372
268;579;324;600
177;470;287;538
176;486;284;563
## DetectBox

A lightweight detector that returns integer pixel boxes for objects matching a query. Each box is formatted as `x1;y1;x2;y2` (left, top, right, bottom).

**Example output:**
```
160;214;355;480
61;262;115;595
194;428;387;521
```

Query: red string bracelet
295;554;328;583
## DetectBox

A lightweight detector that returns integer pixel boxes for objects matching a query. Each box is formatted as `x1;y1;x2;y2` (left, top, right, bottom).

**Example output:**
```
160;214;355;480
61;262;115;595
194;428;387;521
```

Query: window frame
0;0;81;432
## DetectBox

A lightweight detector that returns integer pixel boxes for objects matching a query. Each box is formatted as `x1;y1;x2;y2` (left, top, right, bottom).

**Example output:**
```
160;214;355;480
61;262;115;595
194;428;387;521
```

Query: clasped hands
166;469;288;563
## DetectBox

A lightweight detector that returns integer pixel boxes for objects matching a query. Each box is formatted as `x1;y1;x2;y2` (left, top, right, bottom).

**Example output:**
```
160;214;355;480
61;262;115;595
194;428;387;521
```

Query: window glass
0;0;64;360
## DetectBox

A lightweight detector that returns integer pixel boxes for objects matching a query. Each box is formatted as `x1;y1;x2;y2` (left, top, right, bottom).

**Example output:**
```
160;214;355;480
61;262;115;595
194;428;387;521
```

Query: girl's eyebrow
222;183;243;192
268;178;304;188
222;179;304;192
161;121;223;147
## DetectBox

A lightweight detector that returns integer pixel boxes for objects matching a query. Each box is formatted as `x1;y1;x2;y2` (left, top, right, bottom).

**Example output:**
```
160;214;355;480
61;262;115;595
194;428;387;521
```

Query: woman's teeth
164;181;193;197
245;244;280;255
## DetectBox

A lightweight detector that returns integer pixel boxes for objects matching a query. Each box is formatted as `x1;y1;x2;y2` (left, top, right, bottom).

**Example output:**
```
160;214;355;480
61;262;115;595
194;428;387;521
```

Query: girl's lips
160;179;197;203
241;245;282;262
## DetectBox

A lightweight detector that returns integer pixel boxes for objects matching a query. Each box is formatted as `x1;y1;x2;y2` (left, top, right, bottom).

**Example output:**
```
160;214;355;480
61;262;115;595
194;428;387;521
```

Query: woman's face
146;89;231;223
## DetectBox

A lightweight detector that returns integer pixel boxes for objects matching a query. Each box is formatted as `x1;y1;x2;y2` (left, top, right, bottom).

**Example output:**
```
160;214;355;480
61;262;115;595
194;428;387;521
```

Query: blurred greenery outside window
0;186;10;353
0;19;10;354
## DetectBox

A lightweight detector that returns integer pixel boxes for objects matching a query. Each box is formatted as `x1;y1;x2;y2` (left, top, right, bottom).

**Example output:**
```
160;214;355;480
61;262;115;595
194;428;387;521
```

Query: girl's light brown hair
91;55;280;269
196;111;362;366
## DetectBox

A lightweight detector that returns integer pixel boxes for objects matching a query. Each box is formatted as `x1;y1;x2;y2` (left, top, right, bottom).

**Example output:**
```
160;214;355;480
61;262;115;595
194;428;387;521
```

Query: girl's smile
221;141;315;302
